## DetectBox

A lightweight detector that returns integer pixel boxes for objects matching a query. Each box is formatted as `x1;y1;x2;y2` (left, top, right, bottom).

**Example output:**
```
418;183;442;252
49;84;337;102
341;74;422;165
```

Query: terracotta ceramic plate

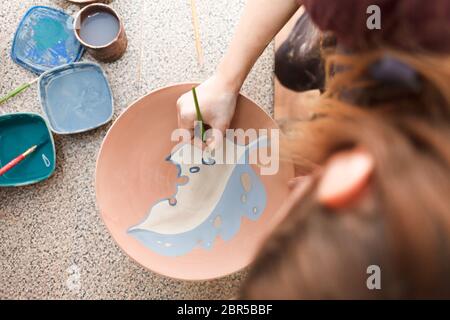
95;84;294;280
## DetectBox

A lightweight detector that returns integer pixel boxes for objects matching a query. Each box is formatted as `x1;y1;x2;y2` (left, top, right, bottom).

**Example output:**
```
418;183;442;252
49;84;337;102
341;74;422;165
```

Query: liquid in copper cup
74;3;127;62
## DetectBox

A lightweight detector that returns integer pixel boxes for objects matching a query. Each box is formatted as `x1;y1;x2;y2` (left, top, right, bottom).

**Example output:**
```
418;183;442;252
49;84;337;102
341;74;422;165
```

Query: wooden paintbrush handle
0;154;26;176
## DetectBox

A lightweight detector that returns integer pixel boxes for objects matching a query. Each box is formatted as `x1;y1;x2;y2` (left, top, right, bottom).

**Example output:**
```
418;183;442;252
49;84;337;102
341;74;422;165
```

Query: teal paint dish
0;113;56;187
38;62;114;134
11;6;84;74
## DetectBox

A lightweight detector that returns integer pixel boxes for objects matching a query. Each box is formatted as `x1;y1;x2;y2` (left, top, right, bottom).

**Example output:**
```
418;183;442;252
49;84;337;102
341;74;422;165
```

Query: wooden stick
190;0;204;67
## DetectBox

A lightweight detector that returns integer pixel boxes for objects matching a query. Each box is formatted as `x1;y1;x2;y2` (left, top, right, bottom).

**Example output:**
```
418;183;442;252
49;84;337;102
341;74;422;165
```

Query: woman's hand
177;74;239;133
177;0;300;133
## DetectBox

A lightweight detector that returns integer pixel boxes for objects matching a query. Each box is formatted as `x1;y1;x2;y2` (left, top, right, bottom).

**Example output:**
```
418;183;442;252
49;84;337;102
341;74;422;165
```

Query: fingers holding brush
176;75;238;134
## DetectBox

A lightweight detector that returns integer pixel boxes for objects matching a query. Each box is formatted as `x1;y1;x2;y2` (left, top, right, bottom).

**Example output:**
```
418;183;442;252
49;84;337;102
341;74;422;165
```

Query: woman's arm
177;0;301;133
218;0;301;92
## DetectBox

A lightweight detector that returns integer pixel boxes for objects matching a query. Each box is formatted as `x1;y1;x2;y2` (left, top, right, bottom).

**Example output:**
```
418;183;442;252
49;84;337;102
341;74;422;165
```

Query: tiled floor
0;0;274;299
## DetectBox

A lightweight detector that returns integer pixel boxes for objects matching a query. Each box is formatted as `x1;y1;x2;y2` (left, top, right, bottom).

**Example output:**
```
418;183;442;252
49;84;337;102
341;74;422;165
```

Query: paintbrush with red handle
0;139;47;176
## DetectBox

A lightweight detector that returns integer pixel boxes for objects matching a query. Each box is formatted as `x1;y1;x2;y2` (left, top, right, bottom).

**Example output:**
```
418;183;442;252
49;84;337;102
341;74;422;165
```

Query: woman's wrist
216;59;247;94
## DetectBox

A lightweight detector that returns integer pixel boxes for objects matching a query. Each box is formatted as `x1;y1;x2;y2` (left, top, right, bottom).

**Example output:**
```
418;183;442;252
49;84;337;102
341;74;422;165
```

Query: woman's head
241;107;450;299
243;0;450;298
244;22;450;297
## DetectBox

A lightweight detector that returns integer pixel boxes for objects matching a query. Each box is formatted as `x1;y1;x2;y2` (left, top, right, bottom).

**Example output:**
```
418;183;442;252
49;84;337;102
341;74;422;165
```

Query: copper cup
67;0;112;5
74;3;127;62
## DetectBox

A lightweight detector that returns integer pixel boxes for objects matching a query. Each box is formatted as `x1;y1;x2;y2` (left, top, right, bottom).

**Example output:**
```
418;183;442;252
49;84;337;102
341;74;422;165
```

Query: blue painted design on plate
128;137;268;257
11;6;84;74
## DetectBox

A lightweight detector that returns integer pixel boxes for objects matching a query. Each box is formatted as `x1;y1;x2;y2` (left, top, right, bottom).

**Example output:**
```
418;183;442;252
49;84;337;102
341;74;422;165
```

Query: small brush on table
0;139;47;176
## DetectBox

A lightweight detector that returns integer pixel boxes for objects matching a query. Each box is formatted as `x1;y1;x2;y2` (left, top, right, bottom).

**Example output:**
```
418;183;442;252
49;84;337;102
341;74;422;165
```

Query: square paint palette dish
0;113;56;187
11;6;84;74
38;62;114;134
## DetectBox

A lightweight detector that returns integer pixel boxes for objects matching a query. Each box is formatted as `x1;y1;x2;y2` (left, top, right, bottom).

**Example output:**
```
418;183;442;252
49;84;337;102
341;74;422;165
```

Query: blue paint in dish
0;113;56;187
11;6;84;74
38;62;114;134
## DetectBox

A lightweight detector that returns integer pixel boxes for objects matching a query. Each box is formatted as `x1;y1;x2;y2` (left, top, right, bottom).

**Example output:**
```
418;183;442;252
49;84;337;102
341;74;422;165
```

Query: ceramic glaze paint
11;6;84;74
38;63;113;134
128;136;268;257
79;11;120;47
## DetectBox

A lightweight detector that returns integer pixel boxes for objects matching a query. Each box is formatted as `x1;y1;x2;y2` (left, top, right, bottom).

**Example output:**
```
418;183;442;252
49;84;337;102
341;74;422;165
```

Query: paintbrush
192;86;205;142
0;138;48;176
0;77;39;105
